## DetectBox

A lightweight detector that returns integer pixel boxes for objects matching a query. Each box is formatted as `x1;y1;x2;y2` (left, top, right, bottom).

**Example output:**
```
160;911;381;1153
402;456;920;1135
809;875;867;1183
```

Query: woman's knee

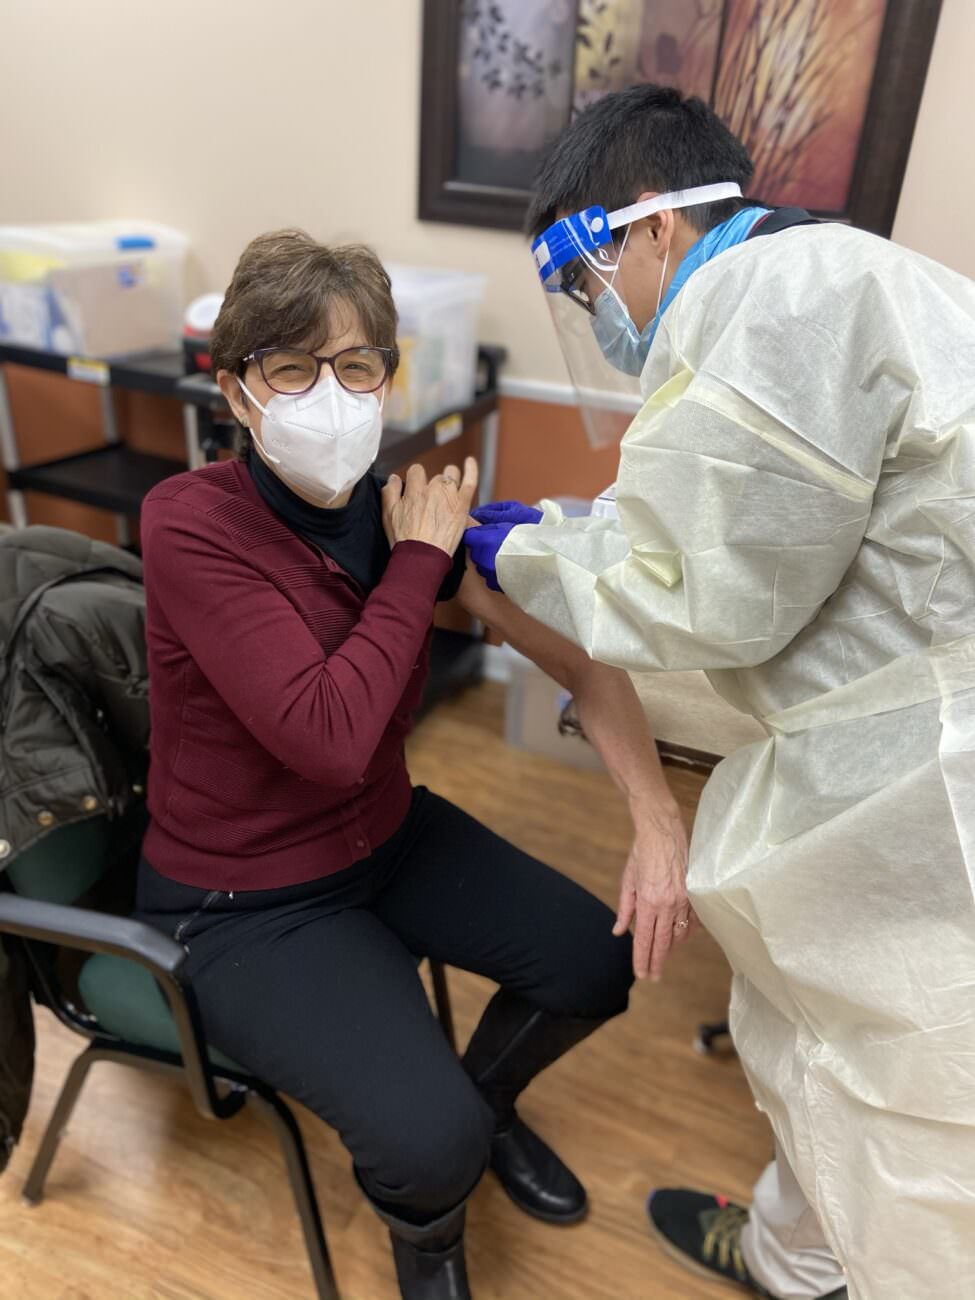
563;927;634;1019
364;1079;492;1215
531;901;635;1021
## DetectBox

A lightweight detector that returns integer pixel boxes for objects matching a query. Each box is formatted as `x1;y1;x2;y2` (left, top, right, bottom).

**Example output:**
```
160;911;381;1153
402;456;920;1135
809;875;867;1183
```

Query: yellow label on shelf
435;413;463;446
67;357;110;386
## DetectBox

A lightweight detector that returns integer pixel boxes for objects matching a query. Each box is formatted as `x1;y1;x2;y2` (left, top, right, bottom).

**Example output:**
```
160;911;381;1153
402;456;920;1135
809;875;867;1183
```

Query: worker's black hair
526;84;754;239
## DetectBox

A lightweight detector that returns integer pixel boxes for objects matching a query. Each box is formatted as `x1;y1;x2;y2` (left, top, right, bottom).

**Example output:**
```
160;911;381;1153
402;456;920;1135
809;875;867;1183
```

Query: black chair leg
248;1090;340;1300
22;1042;99;1205
428;960;456;1052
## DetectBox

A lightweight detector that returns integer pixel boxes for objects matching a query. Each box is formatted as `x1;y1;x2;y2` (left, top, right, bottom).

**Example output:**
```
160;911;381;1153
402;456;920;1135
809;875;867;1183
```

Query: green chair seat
9;815;242;1074
78;953;242;1073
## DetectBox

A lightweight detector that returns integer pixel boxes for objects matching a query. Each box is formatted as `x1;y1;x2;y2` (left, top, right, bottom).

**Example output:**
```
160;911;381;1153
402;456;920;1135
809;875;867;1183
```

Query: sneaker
647;1189;848;1299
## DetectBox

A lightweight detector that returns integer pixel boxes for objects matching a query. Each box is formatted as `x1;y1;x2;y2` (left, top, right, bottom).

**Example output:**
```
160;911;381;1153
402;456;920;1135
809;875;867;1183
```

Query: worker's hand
383;458;479;558
469;501;544;528
463;500;543;591
613;800;698;981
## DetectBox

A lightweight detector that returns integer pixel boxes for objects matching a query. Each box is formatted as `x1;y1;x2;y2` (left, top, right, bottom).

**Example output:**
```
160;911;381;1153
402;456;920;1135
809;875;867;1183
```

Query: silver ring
674;918;690;930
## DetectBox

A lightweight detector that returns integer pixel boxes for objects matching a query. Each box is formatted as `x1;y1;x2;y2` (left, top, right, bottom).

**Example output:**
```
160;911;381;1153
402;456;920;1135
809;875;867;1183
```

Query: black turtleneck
248;452;466;601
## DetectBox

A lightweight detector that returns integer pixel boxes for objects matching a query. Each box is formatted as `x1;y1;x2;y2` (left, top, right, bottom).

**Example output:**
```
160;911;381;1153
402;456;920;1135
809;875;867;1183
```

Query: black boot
462;990;605;1225
365;1191;471;1300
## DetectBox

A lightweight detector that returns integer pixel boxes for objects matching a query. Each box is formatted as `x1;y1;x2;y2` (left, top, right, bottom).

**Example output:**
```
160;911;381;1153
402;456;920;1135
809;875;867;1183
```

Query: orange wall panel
493;396;620;506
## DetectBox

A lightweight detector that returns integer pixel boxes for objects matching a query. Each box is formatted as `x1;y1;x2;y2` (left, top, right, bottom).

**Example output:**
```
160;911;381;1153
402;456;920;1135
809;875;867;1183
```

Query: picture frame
418;0;943;237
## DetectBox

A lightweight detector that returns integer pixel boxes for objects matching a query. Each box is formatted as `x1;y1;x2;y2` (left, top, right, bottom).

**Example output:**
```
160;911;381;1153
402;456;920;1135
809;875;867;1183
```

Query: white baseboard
498;375;641;418
499;376;577;407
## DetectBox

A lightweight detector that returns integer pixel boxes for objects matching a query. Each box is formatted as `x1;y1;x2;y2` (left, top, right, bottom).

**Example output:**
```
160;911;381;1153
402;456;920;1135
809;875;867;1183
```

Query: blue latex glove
469;501;544;528
463;501;543;592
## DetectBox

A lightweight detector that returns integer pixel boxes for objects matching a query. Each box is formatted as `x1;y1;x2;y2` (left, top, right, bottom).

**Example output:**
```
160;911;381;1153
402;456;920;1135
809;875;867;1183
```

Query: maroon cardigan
140;460;452;891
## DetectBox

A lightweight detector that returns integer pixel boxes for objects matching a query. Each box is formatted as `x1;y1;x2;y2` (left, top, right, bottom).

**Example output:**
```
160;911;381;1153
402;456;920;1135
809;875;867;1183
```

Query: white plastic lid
184;292;225;336
0;220;188;260
386;262;486;301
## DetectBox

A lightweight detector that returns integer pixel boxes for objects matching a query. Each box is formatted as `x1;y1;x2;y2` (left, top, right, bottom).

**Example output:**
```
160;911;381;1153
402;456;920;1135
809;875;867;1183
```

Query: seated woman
137;230;692;1300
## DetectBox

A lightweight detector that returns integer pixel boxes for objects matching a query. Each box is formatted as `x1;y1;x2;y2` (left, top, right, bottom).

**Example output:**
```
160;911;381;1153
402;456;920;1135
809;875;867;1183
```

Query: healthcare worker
465;85;975;1300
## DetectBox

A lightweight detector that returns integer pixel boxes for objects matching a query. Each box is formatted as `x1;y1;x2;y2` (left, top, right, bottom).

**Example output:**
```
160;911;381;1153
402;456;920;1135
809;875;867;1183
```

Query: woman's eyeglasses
243;346;394;396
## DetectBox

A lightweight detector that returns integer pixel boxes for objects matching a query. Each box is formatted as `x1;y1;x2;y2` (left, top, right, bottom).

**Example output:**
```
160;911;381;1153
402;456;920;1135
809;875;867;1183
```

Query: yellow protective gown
498;224;975;1300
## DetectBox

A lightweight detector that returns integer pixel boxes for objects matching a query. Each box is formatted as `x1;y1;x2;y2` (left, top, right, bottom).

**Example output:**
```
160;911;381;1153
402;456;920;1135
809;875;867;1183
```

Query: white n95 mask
238;375;383;504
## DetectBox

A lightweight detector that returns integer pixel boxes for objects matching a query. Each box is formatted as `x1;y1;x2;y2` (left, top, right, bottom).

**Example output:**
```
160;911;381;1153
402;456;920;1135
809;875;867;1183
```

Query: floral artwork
575;0;725;106
456;1;577;190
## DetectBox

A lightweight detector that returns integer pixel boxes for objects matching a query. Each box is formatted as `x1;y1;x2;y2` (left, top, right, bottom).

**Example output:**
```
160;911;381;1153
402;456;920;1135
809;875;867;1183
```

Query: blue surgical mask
591;240;670;377
591;288;655;377
591;205;771;376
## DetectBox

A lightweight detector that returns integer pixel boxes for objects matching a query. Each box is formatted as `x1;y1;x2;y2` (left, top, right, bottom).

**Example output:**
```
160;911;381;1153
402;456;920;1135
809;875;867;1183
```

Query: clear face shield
531;182;742;448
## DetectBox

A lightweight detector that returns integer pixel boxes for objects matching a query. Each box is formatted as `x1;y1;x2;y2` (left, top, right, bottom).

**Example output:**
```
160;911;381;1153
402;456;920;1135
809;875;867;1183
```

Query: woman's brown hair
211;230;399;455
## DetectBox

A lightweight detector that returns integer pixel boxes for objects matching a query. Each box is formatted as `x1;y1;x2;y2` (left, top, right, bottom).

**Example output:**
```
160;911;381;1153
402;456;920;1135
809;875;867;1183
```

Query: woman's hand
613;799;698;981
382;458;479;557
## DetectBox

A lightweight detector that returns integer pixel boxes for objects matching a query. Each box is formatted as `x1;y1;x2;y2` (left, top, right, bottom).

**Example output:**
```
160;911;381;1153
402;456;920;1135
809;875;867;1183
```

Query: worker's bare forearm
568;656;678;818
459;567;677;821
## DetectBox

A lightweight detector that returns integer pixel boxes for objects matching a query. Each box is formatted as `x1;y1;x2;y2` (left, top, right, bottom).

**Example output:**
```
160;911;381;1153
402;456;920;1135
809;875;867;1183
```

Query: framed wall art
419;0;943;235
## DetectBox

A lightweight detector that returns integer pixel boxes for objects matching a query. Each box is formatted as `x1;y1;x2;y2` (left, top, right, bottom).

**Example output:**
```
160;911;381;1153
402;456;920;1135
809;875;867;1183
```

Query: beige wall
891;0;975;278
0;0;972;391
0;0;565;384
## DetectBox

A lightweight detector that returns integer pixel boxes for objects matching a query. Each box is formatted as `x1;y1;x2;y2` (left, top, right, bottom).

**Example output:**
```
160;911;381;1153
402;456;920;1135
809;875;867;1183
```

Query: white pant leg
741;1143;846;1300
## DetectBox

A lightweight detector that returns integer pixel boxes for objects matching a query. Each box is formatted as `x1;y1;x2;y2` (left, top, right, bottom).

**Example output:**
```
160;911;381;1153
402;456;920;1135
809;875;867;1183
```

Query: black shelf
3;339;508;519
8;445;184;515
1;342;508;411
0;342;77;378
0;342;189;397
376;391;499;476
4;382;499;519
105;349;188;396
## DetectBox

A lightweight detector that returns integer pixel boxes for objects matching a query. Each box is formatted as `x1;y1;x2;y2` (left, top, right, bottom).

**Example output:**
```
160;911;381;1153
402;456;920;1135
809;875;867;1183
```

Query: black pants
136;788;633;1217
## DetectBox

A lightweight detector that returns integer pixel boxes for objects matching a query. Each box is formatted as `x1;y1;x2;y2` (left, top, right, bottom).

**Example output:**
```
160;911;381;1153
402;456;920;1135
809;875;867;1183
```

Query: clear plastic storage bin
503;645;605;772
0;221;188;357
386;264;486;430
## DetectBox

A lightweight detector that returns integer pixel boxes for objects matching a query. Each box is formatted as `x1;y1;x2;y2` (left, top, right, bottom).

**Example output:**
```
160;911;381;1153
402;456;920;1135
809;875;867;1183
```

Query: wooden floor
0;683;772;1300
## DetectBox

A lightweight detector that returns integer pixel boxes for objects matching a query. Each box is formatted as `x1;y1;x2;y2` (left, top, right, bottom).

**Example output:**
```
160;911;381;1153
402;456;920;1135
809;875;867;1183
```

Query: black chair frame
0;892;456;1300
